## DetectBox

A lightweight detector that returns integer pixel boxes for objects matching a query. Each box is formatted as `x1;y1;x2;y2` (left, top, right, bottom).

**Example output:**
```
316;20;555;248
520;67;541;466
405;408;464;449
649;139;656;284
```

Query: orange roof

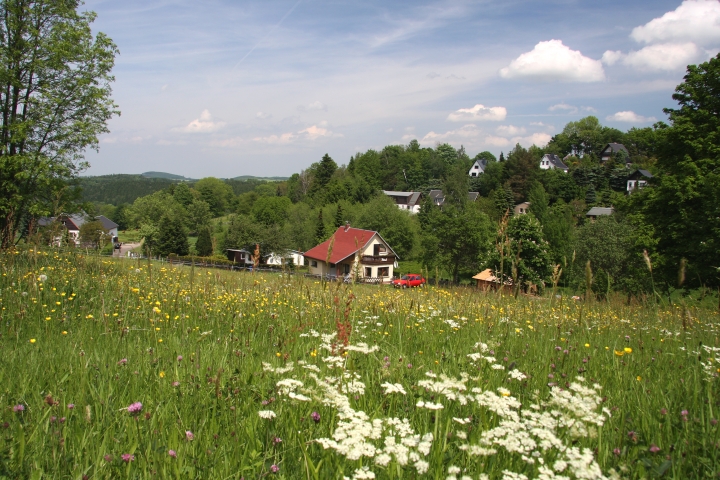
472;269;497;281
304;226;394;264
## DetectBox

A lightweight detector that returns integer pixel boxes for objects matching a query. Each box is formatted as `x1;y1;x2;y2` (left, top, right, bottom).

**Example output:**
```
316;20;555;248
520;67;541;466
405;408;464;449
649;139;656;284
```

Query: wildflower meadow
1;248;719;479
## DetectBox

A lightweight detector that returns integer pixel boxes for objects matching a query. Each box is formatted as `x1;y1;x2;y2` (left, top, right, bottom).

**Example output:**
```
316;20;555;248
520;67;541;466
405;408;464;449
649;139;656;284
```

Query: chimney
344;221;350;232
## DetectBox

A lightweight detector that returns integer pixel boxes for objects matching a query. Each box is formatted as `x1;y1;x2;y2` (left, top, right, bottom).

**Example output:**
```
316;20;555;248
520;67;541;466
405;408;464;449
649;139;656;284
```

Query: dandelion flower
624;347;632;354
614;350;624;356
29;339;36;344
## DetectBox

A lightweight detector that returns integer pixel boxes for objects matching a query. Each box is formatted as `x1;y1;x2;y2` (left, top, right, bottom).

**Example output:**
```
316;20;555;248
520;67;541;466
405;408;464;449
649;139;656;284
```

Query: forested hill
79;175;181;205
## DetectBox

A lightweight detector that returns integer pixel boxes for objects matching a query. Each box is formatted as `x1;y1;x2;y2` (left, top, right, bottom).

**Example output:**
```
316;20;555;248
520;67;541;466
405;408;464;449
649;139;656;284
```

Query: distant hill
231;175;288;181
79;174;178;205
141;171;195;181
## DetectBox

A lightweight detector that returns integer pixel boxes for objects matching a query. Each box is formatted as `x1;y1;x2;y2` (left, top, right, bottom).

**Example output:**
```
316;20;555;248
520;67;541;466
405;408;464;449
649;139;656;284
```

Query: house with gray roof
586;207;614;222
382;191;423;214
428;190;480;208
600;143;630;164
468;159;488;177
627;169;653;193
539;154;568;172
39;213;118;246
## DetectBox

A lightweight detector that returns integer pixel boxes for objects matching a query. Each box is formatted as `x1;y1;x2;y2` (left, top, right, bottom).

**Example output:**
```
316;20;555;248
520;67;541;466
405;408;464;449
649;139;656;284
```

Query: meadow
1;248;719;479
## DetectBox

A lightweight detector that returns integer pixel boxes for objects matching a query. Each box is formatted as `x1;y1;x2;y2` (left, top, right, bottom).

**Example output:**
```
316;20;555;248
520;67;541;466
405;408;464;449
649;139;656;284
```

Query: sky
82;0;720;178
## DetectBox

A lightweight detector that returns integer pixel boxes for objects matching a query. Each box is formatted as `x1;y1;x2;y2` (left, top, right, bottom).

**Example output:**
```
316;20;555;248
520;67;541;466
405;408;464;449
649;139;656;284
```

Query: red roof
304;226;380;264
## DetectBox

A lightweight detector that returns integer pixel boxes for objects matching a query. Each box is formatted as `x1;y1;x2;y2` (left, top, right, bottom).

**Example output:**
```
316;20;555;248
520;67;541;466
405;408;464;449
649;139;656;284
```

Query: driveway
114;242;142;257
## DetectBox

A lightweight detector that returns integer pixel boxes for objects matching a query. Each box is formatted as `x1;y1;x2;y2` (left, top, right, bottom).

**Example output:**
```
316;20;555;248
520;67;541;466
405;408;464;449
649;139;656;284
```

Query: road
113;242;142;257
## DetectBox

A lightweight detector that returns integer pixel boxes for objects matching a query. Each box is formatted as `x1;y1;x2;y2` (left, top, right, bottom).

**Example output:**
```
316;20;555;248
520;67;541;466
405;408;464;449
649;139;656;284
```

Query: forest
74;54;720;296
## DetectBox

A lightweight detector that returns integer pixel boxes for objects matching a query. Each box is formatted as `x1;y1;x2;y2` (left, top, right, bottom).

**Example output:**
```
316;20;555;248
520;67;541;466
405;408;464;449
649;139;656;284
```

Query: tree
638;53;720;287
355;195;417;259
195;225;213;257
442;163;470;208
251;196;291;227
528;182;549;224
419;202;494;283
335;203;344;228
79;220;107;248
315;209;326;244
186;199;211;233
312;154;337;191
155;213;189;257
486;214;552;291
474;151;497;163
173;182;195;207
0;1;118;248
194;177;233;217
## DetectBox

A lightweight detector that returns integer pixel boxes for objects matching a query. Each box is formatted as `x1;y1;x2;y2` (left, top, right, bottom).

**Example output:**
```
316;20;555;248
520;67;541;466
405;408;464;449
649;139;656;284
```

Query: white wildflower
276;378;303;394
453;417;471;424
258;410;276;419
288;392;311;401
350;467;375;479
346;343;380;354
492;364;506;370
381;383;407;395
416;400;444;410
414;460;430;475
448;466;461;474
508;369;527;381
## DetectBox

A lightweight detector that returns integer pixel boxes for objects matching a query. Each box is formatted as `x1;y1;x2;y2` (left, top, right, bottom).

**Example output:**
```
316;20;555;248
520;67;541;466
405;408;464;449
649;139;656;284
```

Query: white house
468;159;488;177
514;202;530;215
39;214;118;246
264;250;305;267
539;154;569;172
303;224;399;283
627;169;653;193
382;191;422;214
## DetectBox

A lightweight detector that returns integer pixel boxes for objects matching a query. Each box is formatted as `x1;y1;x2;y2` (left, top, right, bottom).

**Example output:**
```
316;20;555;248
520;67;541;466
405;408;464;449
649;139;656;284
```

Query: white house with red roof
303;223;399;282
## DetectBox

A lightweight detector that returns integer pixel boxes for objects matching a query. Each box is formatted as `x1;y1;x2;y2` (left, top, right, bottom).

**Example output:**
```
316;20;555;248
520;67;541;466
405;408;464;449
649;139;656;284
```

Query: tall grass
0;248;718;478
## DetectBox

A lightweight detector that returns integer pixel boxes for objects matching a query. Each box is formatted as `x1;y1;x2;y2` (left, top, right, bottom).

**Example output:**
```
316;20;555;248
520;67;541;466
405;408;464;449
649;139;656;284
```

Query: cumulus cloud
496;125;526;136
447;104;507;122
499;40;605;82
256;111;272;119
419;124;481;145
549;102;578;113
179;110;225;133
518;132;552;148
484;135;510;147
603;42;704;71
631;0;720;46
252;123;340;144
297;101;327;112
606;111;658;123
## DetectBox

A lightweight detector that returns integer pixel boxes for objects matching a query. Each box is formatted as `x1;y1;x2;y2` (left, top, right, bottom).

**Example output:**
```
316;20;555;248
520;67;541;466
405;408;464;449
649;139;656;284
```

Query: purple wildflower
67;403;75;410
311;411;321;423
172;381;180;387
660;408;667;415
104;455;113;462
117;358;127;366
711;418;718;426
613;448;621;456
127;402;143;414
168;450;177;458
407;363;412;369
121;454;135;463
186;430;194;441
177;355;183;362
649;445;660;453
681;409;688;416
273;436;282;445
270;465;279;473
13;404;24;412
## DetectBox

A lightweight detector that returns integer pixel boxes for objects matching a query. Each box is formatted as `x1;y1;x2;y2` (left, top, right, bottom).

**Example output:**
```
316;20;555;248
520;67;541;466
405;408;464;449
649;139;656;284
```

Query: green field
1;248;719;479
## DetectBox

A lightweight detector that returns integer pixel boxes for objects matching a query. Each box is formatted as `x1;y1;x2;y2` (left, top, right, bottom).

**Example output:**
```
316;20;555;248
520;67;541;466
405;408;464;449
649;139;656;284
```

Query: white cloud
447;104;507;122
252;123;340;144
179;110;225;133
484;135;510;147
499;40;605;82
549;102;578;113
426;72;441;79
256;111;272;119
496;125;526;136
631;0;720;46
297;101;327;112
606;111;658;123
419;124;481;145
603;42;704;71
512;132;552;148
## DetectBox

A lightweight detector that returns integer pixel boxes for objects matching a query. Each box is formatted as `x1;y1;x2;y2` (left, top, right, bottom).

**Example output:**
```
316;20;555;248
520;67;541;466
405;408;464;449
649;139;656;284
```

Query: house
427;190;481;207
39;214;118;245
382;191;422;214
627;169;653;192
472;268;511;291
468;159;488;177
586;207;614;221
226;248;255;266
303;223;399;283
514;202;530;215
264;250;305;267
539;154;569;172
599;143;629;164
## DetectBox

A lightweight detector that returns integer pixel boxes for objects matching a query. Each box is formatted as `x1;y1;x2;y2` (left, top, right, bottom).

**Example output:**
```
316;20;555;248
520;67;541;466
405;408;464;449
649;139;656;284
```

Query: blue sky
83;0;720;178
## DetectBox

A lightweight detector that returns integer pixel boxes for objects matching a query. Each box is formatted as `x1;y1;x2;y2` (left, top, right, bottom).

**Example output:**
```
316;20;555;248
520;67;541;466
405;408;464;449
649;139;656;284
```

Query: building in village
303;223;399;283
382;191;423;213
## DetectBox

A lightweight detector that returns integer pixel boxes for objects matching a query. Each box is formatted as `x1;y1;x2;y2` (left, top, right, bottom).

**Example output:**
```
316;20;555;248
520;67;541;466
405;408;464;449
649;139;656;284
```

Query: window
474;165;479;169
311;260;318;267
329;263;335;268
471;173;477;177
343;263;350;274
378;267;389;277
365;267;372;277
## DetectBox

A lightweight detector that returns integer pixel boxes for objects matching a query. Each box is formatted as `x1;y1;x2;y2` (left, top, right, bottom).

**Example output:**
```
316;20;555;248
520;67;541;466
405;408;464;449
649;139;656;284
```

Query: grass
1;247;719;479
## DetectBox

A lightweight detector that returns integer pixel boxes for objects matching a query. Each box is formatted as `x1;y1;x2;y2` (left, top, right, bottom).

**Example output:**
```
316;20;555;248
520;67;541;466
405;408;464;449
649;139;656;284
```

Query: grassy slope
0;248;718;478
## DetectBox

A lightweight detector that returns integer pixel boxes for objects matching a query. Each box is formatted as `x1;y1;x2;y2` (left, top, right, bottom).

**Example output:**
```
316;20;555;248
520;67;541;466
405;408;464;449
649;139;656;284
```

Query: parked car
114;242;121;250
392;274;426;288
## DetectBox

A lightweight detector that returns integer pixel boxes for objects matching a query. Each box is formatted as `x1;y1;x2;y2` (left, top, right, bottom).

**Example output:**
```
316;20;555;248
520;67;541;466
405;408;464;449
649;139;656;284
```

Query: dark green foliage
503;144;540;202
487;214;552;291
155;214;189;257
355;195;418;259
528;182;549;223
195;226;213;257
79;220;108;248
79;175;179;205
195;177;234;217
251;196;292;227
542;201;575;265
335;204;344;228
585;184;597;205
173;183;195;207
573;215;633;291
315;209;326;244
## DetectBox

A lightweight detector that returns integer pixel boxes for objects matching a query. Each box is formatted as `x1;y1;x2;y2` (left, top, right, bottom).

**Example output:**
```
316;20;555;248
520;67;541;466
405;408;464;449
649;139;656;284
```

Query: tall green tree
194;177;233;217
638;53;720;287
195;225;213;257
155;213;189;257
0;0;118;247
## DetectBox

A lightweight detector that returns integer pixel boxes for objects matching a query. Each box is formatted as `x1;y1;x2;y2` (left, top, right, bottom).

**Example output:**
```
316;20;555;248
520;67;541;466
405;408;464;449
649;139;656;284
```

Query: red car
392;274;426;288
